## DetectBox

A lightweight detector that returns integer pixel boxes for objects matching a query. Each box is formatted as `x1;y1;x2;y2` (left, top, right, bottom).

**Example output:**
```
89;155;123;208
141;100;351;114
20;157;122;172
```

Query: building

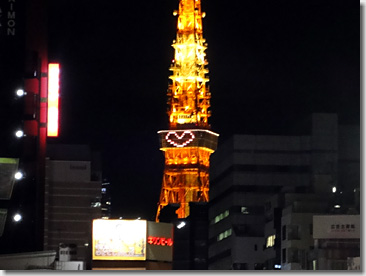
43;144;102;267
0;0;51;253
312;215;360;270
279;193;328;270
208;113;360;270
173;202;209;270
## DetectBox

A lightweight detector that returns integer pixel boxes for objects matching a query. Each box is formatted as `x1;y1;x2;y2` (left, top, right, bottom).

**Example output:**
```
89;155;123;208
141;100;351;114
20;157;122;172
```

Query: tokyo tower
156;0;218;221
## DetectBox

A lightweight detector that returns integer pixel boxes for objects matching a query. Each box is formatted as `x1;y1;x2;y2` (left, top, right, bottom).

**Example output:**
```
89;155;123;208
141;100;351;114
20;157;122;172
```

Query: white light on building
177;221;186;229
13;213;22;222
14;171;23;180
15;130;24;138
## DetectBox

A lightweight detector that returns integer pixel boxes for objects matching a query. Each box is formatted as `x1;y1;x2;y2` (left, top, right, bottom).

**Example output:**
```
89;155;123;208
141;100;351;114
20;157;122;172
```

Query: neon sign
47;63;60;137
147;236;173;246
165;131;195;148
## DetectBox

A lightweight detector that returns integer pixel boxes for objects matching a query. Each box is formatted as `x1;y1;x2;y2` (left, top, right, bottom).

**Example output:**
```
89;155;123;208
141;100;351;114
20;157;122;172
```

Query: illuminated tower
156;0;218;221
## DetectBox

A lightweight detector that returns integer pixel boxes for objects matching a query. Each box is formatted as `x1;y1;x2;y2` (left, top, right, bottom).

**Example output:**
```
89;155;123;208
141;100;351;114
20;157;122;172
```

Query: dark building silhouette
208;113;360;270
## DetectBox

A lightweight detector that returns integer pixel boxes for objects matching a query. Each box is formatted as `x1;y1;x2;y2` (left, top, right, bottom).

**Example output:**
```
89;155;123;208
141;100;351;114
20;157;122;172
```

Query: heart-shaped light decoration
165;131;195;147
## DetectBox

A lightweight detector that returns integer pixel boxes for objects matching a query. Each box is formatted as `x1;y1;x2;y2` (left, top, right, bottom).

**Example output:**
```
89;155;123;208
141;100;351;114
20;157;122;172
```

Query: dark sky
47;0;360;221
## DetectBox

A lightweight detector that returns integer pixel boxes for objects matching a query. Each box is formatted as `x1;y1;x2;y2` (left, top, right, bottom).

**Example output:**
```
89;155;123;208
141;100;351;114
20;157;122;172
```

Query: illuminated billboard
47;63;60;137
93;219;147;260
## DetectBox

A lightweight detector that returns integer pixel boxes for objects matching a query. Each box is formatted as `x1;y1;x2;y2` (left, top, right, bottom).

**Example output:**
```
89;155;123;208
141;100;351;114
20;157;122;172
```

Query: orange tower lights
156;0;218;221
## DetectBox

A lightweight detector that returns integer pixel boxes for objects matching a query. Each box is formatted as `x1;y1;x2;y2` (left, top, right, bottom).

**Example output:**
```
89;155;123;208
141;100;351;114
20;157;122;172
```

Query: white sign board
313;215;360;239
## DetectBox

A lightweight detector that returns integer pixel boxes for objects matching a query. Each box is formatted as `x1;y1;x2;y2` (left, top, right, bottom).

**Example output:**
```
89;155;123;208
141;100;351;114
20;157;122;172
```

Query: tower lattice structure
156;0;218;221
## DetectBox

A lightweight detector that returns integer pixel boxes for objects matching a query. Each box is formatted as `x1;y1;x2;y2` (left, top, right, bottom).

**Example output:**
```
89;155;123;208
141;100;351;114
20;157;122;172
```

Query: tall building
156;0;218;221
0;0;51;253
208;113;360;270
172;202;209;270
44;144;102;266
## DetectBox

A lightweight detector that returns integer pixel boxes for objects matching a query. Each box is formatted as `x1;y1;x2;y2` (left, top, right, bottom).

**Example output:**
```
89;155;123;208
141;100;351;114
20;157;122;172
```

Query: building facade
208;113;360;270
312;215;360;270
43;144;102;265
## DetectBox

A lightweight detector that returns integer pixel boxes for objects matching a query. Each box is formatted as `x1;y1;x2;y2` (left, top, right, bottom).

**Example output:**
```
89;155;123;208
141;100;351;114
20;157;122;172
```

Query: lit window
241;207;249;214
217;228;232;241
266;234;276;248
212;210;230;224
91;202;101;207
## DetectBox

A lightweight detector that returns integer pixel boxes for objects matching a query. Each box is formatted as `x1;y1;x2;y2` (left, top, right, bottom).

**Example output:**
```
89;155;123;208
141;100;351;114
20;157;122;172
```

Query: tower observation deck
156;0;218;221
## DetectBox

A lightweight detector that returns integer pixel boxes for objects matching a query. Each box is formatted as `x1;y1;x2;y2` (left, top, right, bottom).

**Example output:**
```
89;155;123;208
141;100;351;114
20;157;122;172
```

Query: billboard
313;215;360;239
146;221;173;262
47;63;60;137
93;219;147;260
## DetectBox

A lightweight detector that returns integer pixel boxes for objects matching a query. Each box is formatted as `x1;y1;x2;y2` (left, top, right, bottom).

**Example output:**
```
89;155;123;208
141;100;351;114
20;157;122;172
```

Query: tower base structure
156;129;218;221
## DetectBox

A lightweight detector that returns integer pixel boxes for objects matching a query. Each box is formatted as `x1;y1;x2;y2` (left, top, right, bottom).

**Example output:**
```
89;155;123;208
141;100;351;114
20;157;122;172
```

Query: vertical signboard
146;221;173;262
47;63;60;137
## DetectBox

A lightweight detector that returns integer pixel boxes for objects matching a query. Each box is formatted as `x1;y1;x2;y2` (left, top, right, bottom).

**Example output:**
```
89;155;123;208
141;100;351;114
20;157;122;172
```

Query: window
266;234;276;248
212;210;229;224
288;225;300;240
282;225;286;240
282;248;286;263
241;207;249;214
217;228;232;241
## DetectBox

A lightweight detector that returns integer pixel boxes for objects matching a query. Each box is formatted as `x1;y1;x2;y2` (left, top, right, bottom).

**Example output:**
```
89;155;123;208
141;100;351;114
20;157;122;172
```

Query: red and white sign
47;63;60;137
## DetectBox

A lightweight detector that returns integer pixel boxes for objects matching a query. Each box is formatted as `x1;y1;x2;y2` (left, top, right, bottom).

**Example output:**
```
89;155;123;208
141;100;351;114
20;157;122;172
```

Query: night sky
47;0;360;221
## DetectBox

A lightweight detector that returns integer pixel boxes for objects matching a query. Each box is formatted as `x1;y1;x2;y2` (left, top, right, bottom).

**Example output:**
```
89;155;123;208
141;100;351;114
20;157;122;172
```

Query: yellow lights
167;0;210;129
156;0;217;222
47;63;60;137
92;219;147;261
164;147;211;166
